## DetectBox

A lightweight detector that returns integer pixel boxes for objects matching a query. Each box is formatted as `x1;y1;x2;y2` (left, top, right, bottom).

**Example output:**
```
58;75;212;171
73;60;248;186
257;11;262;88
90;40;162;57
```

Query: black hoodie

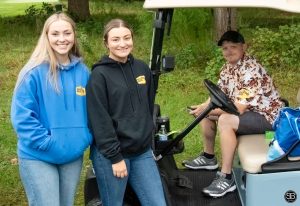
86;54;155;164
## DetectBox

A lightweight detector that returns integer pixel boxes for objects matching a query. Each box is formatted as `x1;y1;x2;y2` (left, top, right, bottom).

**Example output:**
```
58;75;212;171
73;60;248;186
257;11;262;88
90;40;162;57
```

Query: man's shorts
236;111;272;135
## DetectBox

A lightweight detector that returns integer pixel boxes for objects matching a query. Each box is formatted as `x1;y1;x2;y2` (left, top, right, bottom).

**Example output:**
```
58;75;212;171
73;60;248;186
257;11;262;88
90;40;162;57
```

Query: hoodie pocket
48;127;92;163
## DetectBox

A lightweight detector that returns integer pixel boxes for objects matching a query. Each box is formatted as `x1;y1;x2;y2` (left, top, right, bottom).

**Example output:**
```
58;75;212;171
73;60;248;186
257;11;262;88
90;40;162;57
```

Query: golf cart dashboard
143;0;300;13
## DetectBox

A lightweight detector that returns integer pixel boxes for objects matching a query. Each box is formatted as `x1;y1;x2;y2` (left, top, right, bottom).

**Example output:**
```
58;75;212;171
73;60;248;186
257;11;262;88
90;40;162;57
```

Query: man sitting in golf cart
183;30;284;198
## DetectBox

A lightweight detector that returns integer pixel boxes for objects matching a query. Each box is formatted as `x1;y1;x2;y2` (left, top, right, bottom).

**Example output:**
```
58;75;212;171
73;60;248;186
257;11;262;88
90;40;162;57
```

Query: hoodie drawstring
59;69;68;110
119;63;135;112
59;64;77;111
129;62;142;103
72;67;77;110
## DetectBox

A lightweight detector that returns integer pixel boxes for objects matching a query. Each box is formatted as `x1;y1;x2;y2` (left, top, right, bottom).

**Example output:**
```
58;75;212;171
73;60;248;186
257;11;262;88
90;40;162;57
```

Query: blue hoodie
11;57;92;164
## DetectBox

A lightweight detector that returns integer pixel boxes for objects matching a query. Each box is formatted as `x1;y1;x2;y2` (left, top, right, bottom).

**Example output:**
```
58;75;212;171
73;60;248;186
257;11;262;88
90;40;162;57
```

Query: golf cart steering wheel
154;79;239;161
204;79;239;116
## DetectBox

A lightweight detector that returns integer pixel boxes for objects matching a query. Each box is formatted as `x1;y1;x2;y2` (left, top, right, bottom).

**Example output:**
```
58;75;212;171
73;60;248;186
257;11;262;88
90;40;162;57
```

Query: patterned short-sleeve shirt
217;55;283;124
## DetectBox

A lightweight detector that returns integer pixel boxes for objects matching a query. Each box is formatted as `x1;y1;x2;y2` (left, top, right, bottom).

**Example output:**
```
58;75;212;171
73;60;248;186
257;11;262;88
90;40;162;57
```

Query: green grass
0;3;31;16
0;0;59;17
0;1;300;205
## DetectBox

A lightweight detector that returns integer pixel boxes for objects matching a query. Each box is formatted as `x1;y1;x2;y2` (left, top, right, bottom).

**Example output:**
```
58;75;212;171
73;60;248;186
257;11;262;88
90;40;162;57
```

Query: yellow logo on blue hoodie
76;86;86;96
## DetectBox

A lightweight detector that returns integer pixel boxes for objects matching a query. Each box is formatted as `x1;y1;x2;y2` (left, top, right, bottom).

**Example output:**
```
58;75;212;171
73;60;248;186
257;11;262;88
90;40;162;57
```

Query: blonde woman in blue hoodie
11;12;92;206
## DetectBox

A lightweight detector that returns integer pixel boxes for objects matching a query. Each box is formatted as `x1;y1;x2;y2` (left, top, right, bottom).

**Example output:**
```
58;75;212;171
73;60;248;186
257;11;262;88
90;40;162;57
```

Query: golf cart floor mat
166;169;241;206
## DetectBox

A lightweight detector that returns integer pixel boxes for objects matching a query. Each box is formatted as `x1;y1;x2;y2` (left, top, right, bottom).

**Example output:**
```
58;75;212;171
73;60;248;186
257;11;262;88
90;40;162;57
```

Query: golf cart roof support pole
156;102;216;161
149;9;173;94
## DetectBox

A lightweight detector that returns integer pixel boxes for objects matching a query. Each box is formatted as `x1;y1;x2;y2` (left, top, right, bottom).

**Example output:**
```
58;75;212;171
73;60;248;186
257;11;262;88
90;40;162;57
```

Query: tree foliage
248;24;300;69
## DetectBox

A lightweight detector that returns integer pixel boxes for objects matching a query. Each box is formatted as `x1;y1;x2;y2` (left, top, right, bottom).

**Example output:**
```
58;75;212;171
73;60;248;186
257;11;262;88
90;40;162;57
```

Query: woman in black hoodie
86;19;166;206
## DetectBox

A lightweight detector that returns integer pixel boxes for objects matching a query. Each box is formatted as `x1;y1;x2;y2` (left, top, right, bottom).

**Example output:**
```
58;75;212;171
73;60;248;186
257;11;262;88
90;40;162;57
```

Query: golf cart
84;1;300;205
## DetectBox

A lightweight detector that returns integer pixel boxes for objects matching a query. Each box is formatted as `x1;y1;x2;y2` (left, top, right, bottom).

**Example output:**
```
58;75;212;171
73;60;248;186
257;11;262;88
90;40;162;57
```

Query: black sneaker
202;171;236;198
183;153;218;170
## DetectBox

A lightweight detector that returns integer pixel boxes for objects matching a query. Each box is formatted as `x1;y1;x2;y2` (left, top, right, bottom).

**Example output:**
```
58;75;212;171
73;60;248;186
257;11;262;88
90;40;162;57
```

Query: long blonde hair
15;12;81;91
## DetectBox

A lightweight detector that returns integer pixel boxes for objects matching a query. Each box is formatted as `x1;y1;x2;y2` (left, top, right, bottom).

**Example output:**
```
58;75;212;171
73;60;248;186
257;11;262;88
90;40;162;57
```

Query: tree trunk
68;0;90;21
214;8;237;41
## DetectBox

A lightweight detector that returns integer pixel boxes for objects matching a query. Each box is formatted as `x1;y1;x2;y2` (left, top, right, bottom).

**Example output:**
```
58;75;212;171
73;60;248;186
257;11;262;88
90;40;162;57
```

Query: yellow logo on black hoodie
136;75;146;84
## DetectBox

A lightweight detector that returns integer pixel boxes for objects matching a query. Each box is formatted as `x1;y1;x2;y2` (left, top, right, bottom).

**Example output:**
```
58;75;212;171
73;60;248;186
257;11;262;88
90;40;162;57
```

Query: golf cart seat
238;90;300;173
234;89;300;206
238;134;269;173
238;134;300;174
236;136;300;206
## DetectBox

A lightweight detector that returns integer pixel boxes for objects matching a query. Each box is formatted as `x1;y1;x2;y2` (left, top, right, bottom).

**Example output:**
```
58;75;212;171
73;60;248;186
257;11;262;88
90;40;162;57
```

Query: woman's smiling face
106;27;133;63
47;19;74;61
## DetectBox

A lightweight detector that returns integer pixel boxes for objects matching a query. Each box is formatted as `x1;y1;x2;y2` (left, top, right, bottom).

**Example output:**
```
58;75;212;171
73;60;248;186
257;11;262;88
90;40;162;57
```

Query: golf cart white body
143;1;300;206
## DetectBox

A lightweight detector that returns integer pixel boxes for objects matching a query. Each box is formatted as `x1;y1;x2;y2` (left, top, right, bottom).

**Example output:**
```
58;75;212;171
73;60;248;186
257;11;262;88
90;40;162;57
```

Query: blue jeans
18;157;83;206
90;146;166;206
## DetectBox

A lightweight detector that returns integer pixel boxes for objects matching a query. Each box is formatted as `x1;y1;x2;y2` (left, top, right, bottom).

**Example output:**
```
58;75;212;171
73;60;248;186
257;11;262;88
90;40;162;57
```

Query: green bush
162;9;213;70
24;2;55;20
171;8;212;43
248;24;300;70
204;46;224;82
175;43;198;69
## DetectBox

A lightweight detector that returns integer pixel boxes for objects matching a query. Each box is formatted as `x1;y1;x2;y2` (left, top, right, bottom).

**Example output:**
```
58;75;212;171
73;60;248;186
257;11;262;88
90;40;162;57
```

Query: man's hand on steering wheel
188;103;207;117
204;79;239;116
